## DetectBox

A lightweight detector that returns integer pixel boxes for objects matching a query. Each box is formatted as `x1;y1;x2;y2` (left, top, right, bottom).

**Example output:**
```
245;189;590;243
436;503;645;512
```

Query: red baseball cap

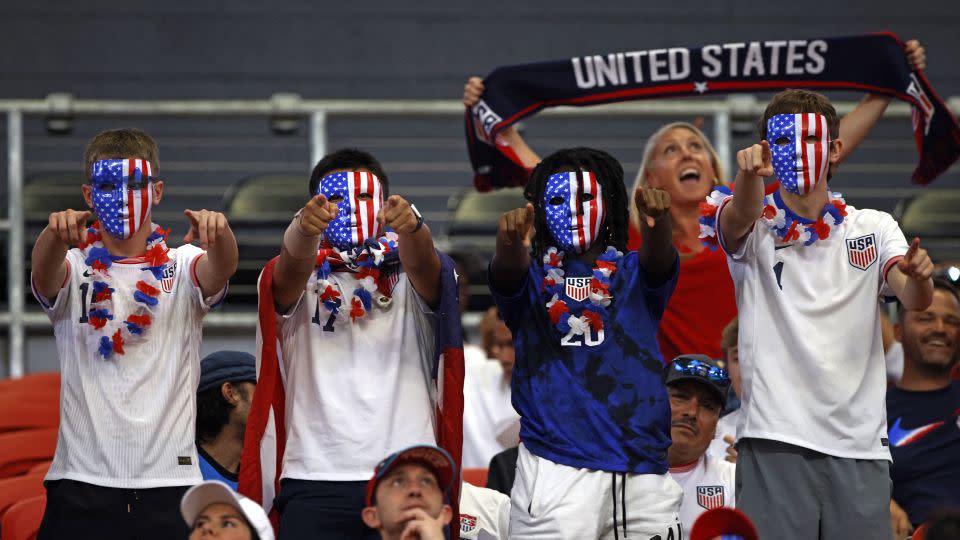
365;445;456;506
690;507;759;540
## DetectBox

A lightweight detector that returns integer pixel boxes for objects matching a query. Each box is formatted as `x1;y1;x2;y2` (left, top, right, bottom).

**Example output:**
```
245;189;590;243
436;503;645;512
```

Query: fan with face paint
90;158;155;240
542;171;606;255
766;113;831;196
316;170;384;251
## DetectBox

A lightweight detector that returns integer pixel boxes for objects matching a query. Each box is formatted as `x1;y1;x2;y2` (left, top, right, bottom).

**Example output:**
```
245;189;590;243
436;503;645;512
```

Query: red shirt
628;225;737;363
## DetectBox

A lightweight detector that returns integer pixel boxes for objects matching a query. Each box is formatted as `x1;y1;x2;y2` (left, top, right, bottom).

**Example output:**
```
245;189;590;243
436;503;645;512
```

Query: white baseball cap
180;480;274;540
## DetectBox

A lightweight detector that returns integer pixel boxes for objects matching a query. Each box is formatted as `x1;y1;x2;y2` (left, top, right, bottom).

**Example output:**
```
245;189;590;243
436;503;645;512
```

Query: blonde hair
629;122;726;230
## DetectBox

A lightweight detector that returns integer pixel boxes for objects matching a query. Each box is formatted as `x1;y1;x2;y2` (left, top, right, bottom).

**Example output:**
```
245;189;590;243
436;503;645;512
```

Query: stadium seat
0;400;58;434
895;190;960;237
0;373;60;394
26;461;51;476
223;174;306;224
23;174;87;224
1;494;45;540
462;468;489;488
0;473;45;522
0;429;58;479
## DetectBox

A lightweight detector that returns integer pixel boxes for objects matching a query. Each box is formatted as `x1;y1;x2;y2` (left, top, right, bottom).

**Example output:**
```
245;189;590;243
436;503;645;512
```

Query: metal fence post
309;110;327;169
7;110;25;378
713;108;731;182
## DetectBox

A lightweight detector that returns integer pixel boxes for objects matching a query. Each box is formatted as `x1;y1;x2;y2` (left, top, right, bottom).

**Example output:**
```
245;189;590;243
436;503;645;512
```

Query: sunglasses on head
671;357;730;385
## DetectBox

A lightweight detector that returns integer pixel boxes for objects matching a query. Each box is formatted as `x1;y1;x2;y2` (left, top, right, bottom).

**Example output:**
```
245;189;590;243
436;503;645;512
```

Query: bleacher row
1;110;959;311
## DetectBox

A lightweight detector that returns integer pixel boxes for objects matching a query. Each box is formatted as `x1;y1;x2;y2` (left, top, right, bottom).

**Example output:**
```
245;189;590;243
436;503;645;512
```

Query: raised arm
464;76;542;168
837;40;926;164
184;209;239;299
272;195;339;312
490;203;535;294
379;195;442;308
718;142;772;254
32;209;91;300
634;185;676;281
885;237;934;311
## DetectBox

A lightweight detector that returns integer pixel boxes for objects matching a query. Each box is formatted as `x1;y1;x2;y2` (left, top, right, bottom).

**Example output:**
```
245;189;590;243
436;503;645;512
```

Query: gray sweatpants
735;438;893;540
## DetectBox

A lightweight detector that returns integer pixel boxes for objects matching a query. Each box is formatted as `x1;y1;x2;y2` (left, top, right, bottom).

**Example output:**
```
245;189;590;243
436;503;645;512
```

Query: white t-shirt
462;360;521;469
460;482;510;540
706;409;741;461
718;201;908;460
32;244;224;488
669;454;736;534
277;270;438;481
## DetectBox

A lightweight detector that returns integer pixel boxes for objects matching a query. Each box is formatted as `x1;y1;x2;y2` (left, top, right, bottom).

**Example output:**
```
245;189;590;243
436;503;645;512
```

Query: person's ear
151;179;164;205
440;504;453;526
221;382;241;407
828;138;843;164
81;184;94;209
361;507;382;529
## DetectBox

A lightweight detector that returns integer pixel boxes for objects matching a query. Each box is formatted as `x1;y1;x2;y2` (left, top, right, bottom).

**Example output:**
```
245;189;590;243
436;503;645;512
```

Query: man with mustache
887;278;960;538
664;355;737;534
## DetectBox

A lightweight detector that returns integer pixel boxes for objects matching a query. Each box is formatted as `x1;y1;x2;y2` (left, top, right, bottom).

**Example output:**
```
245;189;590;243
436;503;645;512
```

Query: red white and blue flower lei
79;221;171;359
541;246;622;341
314;230;400;324
699;187;847;248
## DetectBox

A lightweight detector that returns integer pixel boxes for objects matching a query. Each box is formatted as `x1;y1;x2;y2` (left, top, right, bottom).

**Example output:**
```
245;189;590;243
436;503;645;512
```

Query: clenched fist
378;195;422;235
635;185;671;228
736;141;774;182
183;209;230;249
498;203;535;247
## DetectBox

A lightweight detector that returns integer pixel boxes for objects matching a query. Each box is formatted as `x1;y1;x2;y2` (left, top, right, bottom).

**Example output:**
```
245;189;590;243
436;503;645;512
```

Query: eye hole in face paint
774;137;791;146
94;182;117;191
327;194;344;203
549;196;565;206
357;192;374;201
581;192;595;202
804;135;821;144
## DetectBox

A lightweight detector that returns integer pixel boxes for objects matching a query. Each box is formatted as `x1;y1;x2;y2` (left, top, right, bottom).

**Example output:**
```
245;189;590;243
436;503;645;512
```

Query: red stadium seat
0;429;57;479
0;373;60;394
1;494;45;540
0;473;45;522
26;461;51;476
912;523;928;540
0;400;59;434
463;468;488;487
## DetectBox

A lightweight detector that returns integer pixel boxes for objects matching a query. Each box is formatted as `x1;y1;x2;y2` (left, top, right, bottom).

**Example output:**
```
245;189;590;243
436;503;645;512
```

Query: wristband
283;210;321;259
410;204;424;233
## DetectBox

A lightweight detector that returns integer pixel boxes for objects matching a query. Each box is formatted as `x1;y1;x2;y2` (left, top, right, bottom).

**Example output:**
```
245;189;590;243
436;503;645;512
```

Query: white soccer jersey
460;482;511;540
462;360;520;468
670;454;736;534
32;244;225;488
277;270;438;481
718;202;908;459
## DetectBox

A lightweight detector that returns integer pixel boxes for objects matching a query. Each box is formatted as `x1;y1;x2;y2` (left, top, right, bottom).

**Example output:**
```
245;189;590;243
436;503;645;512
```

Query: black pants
275;479;379;540
37;479;191;540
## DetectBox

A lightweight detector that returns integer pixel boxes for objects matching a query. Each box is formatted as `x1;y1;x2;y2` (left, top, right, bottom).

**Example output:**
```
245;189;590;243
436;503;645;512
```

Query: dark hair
524;147;628;261
195;383;249;444
84;128;159;179
926;509;960;540
897;277;960;318
308;148;389;198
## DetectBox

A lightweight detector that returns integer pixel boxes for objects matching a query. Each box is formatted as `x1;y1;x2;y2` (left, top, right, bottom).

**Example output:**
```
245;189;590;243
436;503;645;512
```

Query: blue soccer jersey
490;252;677;473
887;381;960;525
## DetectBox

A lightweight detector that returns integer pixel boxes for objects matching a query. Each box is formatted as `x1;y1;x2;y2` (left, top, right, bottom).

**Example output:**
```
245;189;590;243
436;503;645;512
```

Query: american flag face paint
543;171;606;254
767;113;831;196
318;171;383;250
90;158;154;240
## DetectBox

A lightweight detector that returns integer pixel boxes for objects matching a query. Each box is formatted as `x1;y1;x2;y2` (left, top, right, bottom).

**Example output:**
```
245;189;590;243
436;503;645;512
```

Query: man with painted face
704;89;935;539
30;128;237;539
244;148;461;539
489;147;682;539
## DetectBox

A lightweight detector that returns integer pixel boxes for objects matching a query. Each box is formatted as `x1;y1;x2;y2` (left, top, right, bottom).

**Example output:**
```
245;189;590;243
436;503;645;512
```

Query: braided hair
524;147;629;262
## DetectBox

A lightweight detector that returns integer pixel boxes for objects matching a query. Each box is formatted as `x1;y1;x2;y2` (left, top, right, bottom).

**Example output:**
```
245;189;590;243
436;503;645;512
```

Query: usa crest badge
564;276;591;302
161;262;177;293
846;234;878;271
696;485;725;510
460;513;478;533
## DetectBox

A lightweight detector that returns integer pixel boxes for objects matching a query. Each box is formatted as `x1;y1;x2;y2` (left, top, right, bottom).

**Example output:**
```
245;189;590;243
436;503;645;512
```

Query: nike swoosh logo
774;244;793;251
82;270;92;277
888;417;944;447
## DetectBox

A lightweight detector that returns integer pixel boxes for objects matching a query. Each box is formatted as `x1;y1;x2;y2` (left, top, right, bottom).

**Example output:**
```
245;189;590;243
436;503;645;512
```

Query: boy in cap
197;350;258;490
182;480;275;540
31;128;237;539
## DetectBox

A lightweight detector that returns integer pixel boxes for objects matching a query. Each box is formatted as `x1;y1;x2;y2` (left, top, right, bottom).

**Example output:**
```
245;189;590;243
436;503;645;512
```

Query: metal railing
2;94;957;377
